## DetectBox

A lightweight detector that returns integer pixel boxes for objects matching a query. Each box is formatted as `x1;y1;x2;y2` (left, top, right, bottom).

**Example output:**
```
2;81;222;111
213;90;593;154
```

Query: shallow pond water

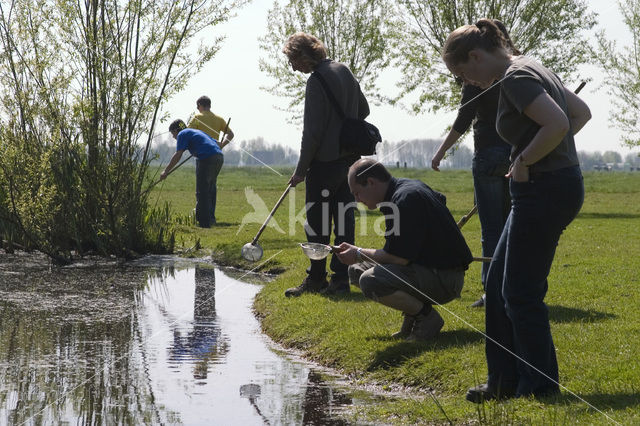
0;253;360;425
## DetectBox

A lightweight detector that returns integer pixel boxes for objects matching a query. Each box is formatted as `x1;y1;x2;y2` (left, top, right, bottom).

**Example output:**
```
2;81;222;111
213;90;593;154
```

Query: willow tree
595;0;640;147
258;0;398;122
0;0;247;263
393;0;597;113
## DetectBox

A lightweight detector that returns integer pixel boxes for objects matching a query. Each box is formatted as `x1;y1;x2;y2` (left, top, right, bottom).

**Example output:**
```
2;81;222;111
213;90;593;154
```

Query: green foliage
0;0;248;263
143;203;176;254
594;0;640;147
258;0;398;122
393;0;597;113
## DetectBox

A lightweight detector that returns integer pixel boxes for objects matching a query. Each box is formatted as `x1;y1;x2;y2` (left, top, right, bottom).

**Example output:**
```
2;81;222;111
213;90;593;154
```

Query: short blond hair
283;32;327;68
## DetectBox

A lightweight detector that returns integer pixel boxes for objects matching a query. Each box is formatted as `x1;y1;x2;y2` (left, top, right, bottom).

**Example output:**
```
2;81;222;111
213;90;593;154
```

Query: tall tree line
260;0;640;149
595;0;640;147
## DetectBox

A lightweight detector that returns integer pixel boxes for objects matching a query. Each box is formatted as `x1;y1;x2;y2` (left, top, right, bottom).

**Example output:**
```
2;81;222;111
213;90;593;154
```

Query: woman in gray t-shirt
432;20;518;308
442;19;591;402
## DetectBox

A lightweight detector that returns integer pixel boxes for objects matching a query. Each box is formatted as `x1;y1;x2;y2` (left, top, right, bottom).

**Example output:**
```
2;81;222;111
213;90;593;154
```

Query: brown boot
391;313;416;338
322;276;350;295
406;309;444;341
284;276;328;297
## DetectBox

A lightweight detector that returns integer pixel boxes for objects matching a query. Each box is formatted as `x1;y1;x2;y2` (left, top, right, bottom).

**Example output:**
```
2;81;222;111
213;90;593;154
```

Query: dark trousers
472;145;511;287
485;165;583;397
195;154;224;228
305;160;355;280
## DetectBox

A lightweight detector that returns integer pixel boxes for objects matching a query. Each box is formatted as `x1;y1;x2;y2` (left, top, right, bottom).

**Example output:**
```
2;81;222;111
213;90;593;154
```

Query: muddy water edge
0;253;385;425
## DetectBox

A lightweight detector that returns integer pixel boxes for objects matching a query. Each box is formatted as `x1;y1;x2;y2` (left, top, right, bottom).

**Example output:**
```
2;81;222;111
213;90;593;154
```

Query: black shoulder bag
313;72;381;156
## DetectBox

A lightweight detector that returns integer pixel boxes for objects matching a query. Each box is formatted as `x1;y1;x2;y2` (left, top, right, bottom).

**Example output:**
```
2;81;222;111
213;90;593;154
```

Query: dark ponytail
443;18;518;66
491;19;521;55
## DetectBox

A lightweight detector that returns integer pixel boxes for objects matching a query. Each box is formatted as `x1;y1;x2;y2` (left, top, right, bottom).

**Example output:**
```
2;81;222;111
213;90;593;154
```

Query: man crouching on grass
335;159;472;341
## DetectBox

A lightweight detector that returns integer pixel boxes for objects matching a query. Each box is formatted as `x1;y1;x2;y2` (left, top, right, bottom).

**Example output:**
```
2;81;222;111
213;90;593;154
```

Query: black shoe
285;277;328;297
322;277;350;295
466;383;516;403
533;386;561;400
470;294;485;308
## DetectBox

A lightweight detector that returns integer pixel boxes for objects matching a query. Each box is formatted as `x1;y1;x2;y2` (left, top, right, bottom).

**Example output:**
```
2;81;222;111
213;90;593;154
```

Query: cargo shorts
348;261;465;305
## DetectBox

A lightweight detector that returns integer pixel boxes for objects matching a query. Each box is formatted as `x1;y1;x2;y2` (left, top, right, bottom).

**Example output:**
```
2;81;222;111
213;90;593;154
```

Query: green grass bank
152;166;640;425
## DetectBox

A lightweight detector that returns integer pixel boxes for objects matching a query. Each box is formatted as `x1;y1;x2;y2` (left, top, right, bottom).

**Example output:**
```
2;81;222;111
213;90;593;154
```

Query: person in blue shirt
161;119;224;227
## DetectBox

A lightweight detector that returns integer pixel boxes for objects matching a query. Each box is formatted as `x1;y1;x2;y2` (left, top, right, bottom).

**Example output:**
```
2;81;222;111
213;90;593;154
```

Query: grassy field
152;165;640;425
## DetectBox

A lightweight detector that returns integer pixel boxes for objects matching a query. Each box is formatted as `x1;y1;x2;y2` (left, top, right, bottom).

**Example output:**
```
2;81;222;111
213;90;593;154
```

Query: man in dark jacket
335;159;473;340
282;32;370;297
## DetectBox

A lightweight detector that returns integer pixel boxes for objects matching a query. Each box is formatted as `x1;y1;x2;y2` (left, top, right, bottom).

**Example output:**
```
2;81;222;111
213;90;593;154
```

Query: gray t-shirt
497;56;579;173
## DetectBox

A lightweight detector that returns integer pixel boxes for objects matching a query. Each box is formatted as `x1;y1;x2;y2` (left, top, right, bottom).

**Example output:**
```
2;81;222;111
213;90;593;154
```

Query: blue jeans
195;154;224;228
485;165;583;397
472;145;511;287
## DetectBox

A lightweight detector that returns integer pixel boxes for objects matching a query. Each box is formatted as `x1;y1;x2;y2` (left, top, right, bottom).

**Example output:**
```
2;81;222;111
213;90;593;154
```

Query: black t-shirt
452;83;510;151
380;178;472;270
497;56;579;173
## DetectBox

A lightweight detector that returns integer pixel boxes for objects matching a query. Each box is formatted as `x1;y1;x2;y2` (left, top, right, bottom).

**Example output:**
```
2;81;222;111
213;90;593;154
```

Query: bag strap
312;71;346;120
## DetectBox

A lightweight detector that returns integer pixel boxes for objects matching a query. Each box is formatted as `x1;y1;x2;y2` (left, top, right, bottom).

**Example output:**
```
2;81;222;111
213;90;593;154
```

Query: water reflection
167;266;228;380
240;383;271;425
300;371;352;425
239;371;352;426
0;254;357;425
0;254;163;425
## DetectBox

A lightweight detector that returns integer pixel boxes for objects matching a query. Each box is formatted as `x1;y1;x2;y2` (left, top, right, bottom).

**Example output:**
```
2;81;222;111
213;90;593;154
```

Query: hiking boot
322;276;350;295
406;309;444;341
391;313;416;338
470;294;486;308
466;383;516;403
284;276;328;297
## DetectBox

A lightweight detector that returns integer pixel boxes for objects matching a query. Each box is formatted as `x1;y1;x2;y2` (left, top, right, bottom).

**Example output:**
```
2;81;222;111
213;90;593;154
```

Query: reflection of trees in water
142;262;177;284
240;383;271;425
240;370;352;425
0;265;174;424
301;370;351;425
168;266;228;379
0;260;353;425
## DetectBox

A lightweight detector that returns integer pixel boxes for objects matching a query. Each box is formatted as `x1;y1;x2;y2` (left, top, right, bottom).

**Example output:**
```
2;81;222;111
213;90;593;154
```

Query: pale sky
161;0;637;157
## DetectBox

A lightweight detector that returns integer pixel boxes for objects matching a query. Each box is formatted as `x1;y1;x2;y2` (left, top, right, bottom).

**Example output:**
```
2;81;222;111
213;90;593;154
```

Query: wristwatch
356;247;363;263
